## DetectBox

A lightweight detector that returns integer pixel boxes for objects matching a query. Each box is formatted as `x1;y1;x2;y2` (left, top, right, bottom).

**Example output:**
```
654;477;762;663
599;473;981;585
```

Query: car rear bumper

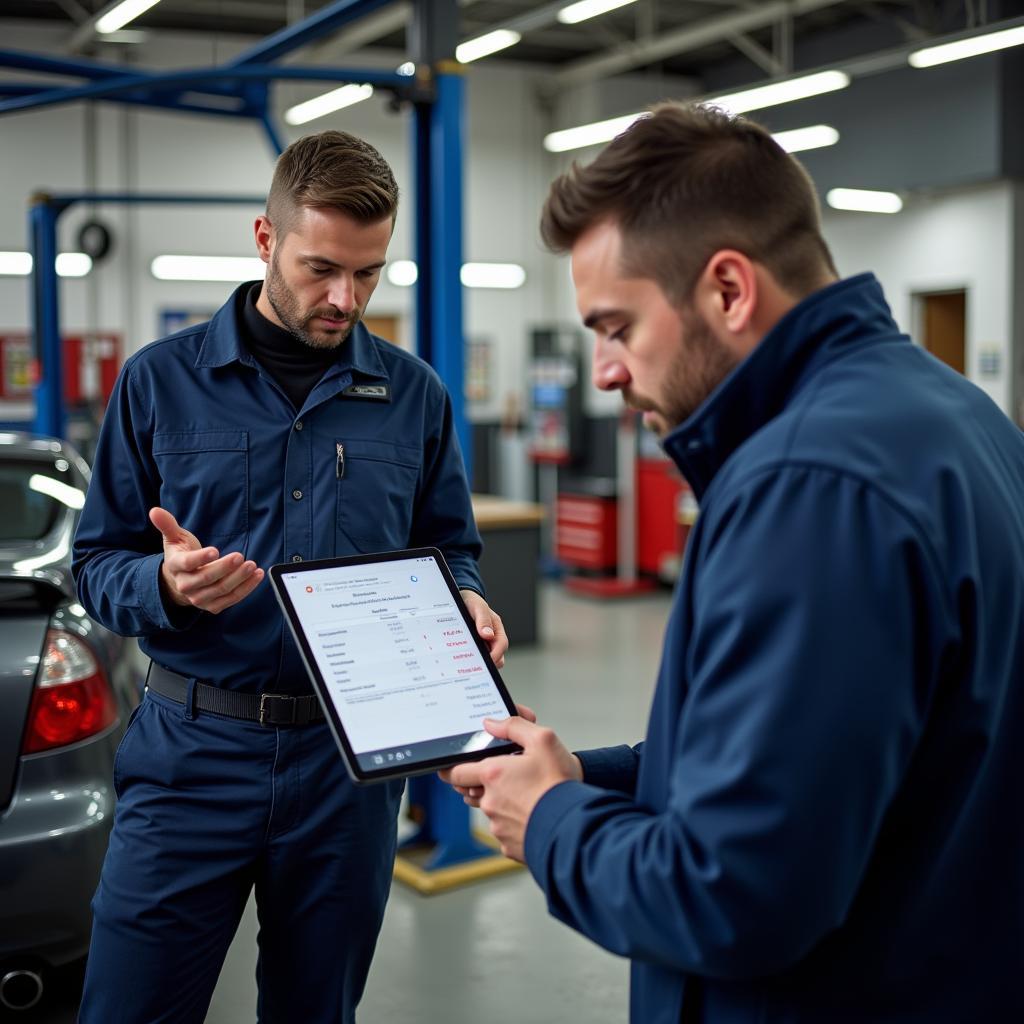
0;725;120;968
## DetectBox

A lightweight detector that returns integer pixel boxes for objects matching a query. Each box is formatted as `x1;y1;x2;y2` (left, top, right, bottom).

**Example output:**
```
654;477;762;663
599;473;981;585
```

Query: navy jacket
525;275;1024;1022
73;285;483;693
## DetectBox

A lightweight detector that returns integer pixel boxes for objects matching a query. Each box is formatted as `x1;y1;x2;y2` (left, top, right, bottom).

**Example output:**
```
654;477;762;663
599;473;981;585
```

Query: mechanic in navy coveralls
72;130;507;1023
444;103;1024;1023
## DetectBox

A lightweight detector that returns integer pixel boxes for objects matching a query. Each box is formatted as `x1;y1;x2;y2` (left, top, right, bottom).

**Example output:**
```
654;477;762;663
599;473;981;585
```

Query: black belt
146;664;325;727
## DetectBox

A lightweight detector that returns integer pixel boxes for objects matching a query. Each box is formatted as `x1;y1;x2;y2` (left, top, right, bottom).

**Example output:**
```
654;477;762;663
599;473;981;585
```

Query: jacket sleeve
409;378;484;595
72;361;200;637
576;743;643;794
524;464;956;979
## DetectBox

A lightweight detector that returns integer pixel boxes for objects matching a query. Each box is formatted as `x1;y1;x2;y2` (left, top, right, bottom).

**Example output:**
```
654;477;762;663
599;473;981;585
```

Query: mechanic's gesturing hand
150;506;264;614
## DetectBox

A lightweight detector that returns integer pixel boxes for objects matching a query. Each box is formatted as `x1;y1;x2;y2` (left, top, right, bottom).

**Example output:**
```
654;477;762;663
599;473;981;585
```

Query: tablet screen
272;549;518;781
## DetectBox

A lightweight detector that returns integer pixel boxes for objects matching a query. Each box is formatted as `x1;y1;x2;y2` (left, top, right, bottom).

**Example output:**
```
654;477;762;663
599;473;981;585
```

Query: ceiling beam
727;32;785;75
551;0;850;87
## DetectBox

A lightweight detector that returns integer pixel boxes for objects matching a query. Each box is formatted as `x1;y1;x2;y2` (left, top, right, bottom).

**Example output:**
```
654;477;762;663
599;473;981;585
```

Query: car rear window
0;457;83;542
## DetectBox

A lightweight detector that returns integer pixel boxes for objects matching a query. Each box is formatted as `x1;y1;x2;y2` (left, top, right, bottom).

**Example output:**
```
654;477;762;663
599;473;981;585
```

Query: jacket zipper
336;442;346;479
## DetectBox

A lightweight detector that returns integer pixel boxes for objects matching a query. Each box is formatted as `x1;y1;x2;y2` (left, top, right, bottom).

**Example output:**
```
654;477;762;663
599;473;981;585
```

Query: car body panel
0;432;141;970
0;614;45;811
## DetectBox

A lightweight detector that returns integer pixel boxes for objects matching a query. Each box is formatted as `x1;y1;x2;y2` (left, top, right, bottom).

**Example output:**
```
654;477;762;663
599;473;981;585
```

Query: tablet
269;548;520;784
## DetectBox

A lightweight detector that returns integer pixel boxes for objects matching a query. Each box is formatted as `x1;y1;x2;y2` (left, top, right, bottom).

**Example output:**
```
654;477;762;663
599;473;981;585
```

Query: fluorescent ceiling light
546;115;837;156
543;70;847;153
29;474;86;510
558;0;637;26
826;187;902;214
96;29;148;43
56;253;93;277
456;29;521;64
461;263;526;289
772;124;839;153
0;251;92;277
284;84;374;126
386;261;526;290
96;0;162;34
909;24;1024;68
387;260;418;287
151;255;265;282
544;112;648;153
712;70;850;114
0;251;33;276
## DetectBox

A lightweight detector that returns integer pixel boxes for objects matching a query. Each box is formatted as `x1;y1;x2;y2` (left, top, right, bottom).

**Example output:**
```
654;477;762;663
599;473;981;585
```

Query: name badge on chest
341;383;391;402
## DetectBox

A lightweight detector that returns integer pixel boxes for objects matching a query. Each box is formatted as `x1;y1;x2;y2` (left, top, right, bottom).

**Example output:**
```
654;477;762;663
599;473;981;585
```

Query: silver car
0;433;140;1013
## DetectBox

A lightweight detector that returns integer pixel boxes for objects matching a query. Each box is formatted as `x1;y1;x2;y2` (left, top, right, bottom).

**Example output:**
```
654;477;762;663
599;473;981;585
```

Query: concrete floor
32;581;674;1023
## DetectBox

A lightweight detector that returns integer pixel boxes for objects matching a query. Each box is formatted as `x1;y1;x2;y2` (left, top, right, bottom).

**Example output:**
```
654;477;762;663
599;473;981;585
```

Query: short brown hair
541;103;836;302
267;130;399;235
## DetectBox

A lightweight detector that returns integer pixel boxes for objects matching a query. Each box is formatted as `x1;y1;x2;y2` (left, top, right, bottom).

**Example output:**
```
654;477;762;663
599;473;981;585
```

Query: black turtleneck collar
240;283;341;411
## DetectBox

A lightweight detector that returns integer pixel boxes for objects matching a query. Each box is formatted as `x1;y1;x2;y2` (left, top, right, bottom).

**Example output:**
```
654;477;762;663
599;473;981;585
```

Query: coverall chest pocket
152;430;249;544
335;438;421;553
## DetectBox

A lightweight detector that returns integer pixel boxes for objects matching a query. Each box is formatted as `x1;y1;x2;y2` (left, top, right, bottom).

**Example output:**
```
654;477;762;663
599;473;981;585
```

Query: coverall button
292;489;303;500
291;554;303;562
294;421;303;431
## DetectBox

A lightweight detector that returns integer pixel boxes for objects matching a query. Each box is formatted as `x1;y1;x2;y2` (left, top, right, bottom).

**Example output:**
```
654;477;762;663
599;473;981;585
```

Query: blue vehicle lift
2;0;509;891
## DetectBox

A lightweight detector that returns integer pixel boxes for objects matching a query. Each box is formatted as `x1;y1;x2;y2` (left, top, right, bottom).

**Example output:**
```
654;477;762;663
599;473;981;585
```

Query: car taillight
21;629;118;754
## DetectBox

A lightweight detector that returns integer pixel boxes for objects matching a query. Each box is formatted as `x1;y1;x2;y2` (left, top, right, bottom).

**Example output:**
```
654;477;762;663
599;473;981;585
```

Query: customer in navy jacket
443;103;1024;1022
73;130;507;1023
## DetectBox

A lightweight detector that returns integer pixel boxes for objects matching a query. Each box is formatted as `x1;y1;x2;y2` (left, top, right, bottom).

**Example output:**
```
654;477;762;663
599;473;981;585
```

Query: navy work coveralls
72;284;483;1023
524;275;1024;1023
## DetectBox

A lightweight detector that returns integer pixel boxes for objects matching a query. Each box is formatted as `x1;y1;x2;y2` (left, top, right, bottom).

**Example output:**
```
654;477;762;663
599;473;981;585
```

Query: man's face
256;206;392;350
572;219;739;437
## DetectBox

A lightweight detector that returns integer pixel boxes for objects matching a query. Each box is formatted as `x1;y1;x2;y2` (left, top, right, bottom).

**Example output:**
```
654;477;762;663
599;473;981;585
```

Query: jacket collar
194;282;389;381
662;273;905;501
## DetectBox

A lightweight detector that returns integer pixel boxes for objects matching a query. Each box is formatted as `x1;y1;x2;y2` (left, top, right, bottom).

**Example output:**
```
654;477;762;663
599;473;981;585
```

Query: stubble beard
628;309;740;437
265;253;360;351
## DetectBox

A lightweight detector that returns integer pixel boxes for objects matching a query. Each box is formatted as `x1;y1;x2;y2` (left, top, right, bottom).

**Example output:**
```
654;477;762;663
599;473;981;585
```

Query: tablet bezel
268;547;520;784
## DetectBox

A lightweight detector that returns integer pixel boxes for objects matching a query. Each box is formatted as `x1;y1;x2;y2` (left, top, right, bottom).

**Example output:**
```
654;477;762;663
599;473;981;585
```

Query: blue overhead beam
0;47;240;98
229;0;398;66
0;63;410;116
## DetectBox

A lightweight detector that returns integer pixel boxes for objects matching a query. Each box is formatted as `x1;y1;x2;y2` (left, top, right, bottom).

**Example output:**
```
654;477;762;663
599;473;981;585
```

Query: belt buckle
259;692;297;727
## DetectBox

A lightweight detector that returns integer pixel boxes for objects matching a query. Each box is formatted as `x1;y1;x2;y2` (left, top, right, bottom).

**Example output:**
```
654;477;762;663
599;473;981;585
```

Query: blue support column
429;71;471;477
414;71;470;475
404;64;500;874
30;197;63;439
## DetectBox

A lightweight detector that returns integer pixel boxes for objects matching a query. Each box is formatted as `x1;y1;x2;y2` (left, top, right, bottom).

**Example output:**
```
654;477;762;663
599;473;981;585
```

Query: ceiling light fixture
151;255;265;282
826;187;903;213
0;251;33;276
909;23;1024;68
386;261;418;287
0;251;93;277
544;69;850;153
284;83;374;126
712;69;850;114
55;253;93;277
385;261;526;290
543;112;648;153
557;0;638;26
461;263;526;289
771;124;839;153
95;0;163;35
456;29;521;64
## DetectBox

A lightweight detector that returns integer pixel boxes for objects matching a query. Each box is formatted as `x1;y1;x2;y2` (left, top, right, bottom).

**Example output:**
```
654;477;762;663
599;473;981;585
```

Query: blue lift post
27;194;270;440
395;1;524;890
7;0;512;890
